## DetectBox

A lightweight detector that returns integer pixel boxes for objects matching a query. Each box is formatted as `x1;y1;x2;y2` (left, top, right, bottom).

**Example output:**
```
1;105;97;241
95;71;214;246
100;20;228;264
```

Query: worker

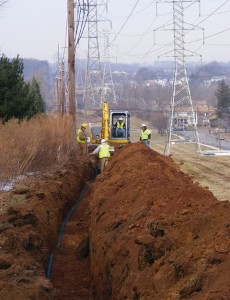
140;124;151;147
76;123;88;155
114;117;126;137
90;139;110;172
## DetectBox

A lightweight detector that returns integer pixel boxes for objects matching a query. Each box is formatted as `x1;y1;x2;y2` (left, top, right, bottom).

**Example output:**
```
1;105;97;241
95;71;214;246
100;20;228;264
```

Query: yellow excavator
89;101;130;146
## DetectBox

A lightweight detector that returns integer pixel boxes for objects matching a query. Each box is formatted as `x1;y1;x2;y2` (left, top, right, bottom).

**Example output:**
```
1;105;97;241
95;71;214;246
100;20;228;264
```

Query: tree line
0;55;45;123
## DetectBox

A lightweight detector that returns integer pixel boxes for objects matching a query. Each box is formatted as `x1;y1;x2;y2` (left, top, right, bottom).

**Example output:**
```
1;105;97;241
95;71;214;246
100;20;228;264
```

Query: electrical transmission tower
84;0;104;108
101;1;117;106
102;30;117;105
158;0;202;156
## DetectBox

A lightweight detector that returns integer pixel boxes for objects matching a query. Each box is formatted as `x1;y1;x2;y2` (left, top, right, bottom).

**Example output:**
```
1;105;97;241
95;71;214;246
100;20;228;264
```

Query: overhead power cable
136;0;202;63
108;0;156;19
188;27;230;44
108;0;141;48
74;0;89;48
139;0;230;63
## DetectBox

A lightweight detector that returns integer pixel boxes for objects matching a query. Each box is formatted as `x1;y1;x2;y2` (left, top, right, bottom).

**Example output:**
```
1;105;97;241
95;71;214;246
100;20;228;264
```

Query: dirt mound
89;143;230;299
0;158;94;299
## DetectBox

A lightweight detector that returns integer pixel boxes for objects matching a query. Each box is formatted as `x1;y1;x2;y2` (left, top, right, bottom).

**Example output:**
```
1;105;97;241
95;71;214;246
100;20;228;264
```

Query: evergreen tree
0;55;29;121
26;77;45;120
0;55;45;122
216;80;230;118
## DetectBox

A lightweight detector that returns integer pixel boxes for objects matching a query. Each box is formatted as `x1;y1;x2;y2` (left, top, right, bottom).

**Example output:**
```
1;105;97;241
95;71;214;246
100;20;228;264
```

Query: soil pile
0;158;94;299
89;143;230;299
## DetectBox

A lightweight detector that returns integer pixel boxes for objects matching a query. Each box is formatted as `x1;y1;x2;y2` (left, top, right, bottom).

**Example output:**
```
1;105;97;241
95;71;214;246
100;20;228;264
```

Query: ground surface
0;136;230;299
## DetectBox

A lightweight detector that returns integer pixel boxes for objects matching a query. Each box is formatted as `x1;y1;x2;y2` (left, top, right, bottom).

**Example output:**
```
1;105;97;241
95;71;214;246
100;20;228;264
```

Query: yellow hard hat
81;123;87;129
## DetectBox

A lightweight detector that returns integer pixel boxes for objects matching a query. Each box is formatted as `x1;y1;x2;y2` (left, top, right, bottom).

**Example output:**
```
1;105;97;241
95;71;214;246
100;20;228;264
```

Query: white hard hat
141;123;147;127
118;117;123;121
101;139;106;144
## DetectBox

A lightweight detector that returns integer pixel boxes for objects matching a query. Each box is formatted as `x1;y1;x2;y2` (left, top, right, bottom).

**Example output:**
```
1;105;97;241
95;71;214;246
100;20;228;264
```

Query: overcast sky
0;0;230;65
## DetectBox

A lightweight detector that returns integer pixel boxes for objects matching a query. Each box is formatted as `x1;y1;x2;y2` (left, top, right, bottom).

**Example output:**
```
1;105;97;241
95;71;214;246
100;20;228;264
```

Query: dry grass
174;154;230;201
0;114;76;181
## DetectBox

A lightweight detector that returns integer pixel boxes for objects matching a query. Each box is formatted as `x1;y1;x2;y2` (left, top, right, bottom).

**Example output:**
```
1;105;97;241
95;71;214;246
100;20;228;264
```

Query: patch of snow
0;173;38;192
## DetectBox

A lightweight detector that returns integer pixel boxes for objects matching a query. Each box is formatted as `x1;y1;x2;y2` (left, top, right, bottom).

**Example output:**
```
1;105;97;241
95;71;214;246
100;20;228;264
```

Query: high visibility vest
77;128;86;143
140;129;151;141
116;121;124;129
99;144;110;159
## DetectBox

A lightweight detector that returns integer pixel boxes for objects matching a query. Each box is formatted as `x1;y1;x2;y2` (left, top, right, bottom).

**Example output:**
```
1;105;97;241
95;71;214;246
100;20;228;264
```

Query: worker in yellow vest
140;124;151;147
115;117;126;137
76;123;88;155
91;139;110;172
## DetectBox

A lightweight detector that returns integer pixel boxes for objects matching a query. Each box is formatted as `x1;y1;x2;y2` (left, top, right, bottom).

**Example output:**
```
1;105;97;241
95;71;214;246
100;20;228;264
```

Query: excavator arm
101;101;110;141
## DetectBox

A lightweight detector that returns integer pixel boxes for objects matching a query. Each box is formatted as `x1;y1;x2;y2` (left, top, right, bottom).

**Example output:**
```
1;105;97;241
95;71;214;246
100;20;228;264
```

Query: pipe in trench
46;166;99;279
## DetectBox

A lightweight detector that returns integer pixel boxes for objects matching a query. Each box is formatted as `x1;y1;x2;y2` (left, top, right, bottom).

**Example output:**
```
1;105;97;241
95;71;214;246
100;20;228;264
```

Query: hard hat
118;117;123;121
81;123;87;129
101;139;106;144
141;123;147;128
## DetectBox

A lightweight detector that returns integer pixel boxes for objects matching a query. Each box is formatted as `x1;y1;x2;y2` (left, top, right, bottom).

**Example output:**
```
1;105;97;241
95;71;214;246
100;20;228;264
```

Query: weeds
0;114;76;181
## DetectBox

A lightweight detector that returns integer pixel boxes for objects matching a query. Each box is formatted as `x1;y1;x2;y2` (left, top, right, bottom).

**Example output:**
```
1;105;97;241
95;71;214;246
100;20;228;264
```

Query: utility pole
68;0;76;122
60;60;66;114
56;44;62;114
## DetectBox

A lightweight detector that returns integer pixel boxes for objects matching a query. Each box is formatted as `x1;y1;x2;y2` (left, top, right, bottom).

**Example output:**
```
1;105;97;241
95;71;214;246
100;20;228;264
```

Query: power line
75;0;89;48
138;0;230;63
187;27;230;44
194;0;230;27
108;0;141;47
108;0;156;19
137;0;201;63
112;0;230;64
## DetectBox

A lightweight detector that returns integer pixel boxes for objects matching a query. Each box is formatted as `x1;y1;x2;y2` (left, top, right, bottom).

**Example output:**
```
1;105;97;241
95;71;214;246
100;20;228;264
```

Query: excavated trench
0;143;230;299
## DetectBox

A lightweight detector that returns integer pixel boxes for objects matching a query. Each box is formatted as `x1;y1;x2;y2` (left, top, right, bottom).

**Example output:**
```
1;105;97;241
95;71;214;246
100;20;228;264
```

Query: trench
48;179;94;299
0;158;95;299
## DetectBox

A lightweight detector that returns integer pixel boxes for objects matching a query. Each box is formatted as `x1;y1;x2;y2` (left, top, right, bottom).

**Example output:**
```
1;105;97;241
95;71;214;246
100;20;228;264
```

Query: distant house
165;106;197;128
203;75;230;86
164;100;215;128
143;79;168;87
193;100;215;126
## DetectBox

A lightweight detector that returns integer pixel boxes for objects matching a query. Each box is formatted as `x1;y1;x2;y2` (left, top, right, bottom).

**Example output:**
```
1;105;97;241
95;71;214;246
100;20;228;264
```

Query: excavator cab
89;102;130;146
110;110;130;144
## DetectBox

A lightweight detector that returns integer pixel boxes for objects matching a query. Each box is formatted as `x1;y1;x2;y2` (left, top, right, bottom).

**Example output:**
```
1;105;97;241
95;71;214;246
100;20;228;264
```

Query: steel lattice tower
164;0;201;156
102;27;117;105
84;0;104;107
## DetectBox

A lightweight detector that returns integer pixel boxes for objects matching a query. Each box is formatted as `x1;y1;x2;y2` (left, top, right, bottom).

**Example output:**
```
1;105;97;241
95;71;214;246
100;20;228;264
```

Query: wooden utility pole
68;0;76;122
60;60;66;114
57;44;61;114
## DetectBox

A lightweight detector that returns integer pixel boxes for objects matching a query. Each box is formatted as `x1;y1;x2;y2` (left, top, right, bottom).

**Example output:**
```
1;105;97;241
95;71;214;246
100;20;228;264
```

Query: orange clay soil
89;142;230;300
0;157;94;299
0;143;230;299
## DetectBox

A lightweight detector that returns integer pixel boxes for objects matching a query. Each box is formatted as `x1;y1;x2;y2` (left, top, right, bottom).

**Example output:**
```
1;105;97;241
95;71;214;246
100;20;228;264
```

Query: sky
0;0;230;65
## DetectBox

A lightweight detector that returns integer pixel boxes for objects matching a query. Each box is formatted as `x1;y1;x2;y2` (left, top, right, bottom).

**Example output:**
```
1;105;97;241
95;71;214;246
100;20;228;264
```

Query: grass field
131;130;230;201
